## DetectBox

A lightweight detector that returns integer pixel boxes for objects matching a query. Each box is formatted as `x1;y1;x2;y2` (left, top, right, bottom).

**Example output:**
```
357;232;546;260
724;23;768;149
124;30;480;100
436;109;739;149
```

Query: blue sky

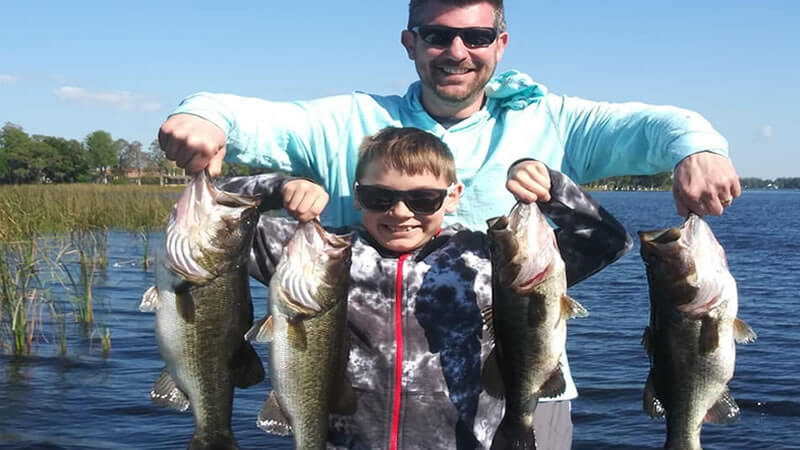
1;1;796;178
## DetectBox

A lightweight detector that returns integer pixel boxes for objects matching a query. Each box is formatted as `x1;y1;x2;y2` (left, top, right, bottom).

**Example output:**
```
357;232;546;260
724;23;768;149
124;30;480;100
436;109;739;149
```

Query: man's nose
443;35;469;59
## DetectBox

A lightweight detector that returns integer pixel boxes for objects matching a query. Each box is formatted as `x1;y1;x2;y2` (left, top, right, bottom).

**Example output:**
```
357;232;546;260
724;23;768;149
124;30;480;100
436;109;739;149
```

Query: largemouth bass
639;213;756;450
484;202;588;450
139;170;265;449
246;220;355;450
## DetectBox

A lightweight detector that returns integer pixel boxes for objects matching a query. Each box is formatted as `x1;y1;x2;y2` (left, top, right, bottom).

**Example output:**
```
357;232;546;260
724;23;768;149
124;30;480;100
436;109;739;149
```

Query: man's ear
353;191;362;211
401;30;416;60
444;183;463;214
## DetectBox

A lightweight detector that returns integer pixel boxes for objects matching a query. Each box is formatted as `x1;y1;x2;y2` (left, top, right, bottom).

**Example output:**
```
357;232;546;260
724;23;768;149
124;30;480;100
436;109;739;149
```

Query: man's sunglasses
355;182;457;215
410;25;499;49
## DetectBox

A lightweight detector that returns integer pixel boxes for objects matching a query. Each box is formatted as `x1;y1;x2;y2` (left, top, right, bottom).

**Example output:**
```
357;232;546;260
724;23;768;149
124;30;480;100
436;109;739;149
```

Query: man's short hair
355;127;458;185
407;0;506;32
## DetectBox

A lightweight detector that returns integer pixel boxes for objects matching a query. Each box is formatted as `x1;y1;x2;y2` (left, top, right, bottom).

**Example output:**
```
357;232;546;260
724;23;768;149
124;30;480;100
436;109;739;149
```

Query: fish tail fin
705;389;741;424
188;433;239;450
230;341;265;388
150;367;190;412
490;415;537;450
257;390;293;436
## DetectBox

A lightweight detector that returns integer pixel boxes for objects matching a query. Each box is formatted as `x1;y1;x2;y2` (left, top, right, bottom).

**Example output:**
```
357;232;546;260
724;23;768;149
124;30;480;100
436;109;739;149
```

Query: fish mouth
166;170;261;282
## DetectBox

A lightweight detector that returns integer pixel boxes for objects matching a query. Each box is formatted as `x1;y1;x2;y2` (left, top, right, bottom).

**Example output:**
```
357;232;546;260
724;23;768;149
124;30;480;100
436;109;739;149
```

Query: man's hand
158;114;227;176
283;179;329;222
673;152;741;217
506;160;552;203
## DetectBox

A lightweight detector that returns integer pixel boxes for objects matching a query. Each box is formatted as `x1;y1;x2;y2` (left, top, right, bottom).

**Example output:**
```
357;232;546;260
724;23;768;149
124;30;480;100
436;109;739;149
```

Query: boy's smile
355;164;461;254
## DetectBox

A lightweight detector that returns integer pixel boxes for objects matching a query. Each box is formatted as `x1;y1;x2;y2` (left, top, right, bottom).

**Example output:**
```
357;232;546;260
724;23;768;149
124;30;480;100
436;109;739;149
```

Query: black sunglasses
355;182;456;215
411;25;499;49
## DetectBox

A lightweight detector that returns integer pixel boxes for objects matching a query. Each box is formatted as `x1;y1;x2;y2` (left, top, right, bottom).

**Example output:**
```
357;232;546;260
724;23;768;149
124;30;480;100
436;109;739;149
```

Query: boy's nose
388;200;414;217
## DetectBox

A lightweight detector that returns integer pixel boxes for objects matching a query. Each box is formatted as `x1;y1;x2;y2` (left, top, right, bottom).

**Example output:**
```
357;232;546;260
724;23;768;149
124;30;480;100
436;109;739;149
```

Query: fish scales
639;213;756;450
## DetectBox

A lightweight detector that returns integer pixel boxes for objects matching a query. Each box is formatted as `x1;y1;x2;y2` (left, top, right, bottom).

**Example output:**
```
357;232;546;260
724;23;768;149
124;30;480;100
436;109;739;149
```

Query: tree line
0;122;261;184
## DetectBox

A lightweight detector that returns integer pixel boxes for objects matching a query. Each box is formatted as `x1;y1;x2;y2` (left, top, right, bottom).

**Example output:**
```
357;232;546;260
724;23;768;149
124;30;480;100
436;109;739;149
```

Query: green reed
0;184;181;355
0;184;181;241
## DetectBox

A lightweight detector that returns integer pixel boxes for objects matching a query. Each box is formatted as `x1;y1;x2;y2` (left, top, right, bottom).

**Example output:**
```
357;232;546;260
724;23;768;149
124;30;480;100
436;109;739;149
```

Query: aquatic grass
0;184;182;241
0;240;43;355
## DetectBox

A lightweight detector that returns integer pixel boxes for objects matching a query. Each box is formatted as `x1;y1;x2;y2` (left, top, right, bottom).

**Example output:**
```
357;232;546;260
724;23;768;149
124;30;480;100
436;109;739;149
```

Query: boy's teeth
389;226;414;232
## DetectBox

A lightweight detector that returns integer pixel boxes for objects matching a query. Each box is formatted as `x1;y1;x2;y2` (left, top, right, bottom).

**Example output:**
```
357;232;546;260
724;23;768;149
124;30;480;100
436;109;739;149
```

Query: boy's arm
217;174;328;284
537;168;633;287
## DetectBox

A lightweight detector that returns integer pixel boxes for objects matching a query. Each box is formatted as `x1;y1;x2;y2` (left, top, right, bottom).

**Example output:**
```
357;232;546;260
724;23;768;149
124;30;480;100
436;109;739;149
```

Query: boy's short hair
355;127;458;185
407;0;506;32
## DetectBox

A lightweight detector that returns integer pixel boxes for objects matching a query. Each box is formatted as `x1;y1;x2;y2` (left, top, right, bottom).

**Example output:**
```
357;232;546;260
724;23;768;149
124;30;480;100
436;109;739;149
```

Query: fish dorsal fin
560;294;589;320
245;316;274;343
138;286;160;312
643;371;665;418
257;391;293;436
150;367;190;412
733;317;757;344
705;389;741;424
230;341;265;388
481;348;505;399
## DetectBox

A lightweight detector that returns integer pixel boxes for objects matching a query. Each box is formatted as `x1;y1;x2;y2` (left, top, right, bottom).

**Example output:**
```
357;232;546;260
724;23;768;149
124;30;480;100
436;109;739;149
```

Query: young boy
219;126;631;449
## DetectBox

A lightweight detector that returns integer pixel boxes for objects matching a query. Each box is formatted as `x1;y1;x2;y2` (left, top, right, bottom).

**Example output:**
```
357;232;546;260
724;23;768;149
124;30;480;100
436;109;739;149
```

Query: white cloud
53;86;161;112
759;125;774;139
0;74;19;84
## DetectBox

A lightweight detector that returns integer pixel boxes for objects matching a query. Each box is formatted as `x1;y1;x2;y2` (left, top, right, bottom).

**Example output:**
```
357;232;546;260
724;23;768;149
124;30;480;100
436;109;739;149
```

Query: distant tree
147;138;180;175
775;178;800;189
38;136;90;182
85;130;118;183
740;177;770;189
119;140;147;173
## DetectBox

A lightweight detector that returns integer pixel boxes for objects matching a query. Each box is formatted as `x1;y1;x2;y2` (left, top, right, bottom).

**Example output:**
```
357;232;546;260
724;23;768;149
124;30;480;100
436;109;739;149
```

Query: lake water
1;190;798;449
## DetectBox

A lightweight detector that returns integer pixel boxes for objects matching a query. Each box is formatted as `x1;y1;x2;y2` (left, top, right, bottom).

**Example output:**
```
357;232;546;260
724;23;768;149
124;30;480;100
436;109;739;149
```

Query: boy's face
355;162;461;253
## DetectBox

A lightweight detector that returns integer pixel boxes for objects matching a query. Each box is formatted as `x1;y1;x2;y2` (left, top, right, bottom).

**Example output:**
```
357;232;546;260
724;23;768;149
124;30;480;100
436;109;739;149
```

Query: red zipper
389;253;409;450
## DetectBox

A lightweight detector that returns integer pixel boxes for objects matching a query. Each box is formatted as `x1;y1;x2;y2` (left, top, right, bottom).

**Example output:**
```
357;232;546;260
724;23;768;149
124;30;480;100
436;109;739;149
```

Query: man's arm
550;94;739;216
158;92;358;179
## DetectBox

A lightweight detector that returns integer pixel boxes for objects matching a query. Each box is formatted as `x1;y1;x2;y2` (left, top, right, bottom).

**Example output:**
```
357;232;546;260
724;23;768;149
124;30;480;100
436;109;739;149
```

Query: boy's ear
444;183;463;214
353;190;362;211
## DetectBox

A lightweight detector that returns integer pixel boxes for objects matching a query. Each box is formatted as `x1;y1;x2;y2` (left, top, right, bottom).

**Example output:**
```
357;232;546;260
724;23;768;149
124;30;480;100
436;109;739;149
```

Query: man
158;0;740;447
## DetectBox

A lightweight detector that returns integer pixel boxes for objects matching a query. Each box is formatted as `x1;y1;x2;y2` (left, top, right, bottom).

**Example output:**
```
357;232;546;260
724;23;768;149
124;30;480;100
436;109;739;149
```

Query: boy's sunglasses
355;182;457;215
410;25;499;49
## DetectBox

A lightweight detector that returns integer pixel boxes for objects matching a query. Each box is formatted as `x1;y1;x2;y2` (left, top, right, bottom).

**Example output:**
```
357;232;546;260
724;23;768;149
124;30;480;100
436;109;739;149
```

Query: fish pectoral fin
287;319;308;350
150;368;190;412
699;315;721;354
481;348;505;399
230;341;265;388
733;317;758;344
538;364;567;398
705;389;741;424
245;316;274;343
560;294;589;320
257;391;293;436
138;286;160;312
643;371;665;418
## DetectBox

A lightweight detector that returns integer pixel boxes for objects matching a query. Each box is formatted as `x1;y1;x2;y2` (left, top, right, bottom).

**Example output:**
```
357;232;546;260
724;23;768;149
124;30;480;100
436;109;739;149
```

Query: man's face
401;1;508;113
355;162;461;254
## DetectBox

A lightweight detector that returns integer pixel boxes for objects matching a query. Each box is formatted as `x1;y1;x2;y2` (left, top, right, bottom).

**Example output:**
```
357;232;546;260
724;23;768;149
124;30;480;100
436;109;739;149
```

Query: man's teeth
441;67;469;74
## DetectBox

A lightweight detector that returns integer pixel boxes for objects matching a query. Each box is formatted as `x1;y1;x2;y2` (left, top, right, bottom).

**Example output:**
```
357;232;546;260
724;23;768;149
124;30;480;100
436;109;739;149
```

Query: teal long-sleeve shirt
171;70;728;230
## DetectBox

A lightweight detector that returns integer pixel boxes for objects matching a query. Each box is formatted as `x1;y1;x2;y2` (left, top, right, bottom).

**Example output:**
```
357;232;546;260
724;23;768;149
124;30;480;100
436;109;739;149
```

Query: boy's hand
506;160;552;203
159;114;227;176
282;179;329;222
